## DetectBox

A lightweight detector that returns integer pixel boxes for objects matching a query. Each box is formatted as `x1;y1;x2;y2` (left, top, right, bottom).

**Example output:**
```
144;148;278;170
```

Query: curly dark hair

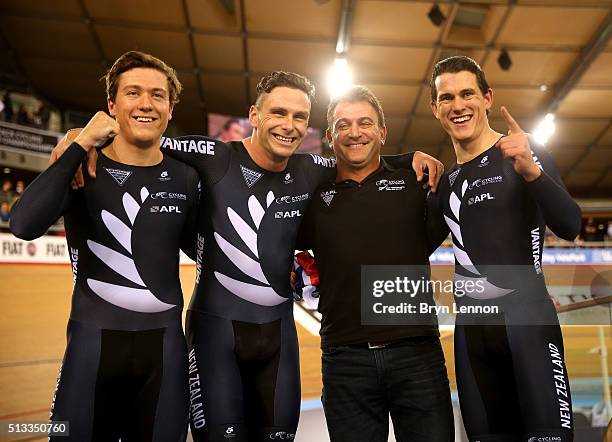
254;71;315;108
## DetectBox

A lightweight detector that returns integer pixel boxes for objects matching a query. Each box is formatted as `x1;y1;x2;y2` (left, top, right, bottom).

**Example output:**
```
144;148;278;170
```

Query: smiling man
297;85;453;442
428;55;580;442
11;51;200;441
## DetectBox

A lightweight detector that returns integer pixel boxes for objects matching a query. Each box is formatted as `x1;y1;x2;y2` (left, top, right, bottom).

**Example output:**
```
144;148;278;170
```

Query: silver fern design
86;187;175;313
445;179;513;299
214;191;288;306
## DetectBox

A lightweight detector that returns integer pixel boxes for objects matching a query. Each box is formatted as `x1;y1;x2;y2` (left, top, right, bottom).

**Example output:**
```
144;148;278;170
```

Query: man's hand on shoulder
413;151;444;192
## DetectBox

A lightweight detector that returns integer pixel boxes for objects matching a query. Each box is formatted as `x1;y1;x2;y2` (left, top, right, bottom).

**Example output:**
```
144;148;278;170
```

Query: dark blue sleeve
298;153;337;189
160;135;230;184
10;142;85;240
526;143;581;241
382;152;415;169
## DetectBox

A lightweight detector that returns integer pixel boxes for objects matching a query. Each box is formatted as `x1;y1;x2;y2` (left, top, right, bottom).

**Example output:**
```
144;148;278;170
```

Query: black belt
346;336;434;350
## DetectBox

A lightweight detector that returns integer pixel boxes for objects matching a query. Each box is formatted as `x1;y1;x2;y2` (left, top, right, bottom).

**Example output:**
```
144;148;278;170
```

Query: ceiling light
497;49;512;71
327;57;353;98
428;3;446;27
539;84;548;92
533;113;556;146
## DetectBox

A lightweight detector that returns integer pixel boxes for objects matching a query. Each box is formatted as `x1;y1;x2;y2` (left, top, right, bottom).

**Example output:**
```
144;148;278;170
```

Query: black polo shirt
298;159;439;348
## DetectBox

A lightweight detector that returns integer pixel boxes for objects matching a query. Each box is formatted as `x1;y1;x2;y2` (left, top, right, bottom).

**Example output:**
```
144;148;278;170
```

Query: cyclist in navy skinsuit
428;56;580;442
11;51;199;442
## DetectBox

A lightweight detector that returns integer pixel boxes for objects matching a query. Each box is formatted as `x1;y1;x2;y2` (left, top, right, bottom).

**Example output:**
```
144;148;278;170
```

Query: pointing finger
500;106;523;134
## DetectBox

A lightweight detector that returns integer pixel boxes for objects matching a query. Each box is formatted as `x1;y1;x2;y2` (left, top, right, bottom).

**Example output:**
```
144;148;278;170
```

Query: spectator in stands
0;179;15;205
217;118;245;143
1;91;13;121
10;180;24;208
607;220;612;242
14;180;24;194
33;99;51;129
0;201;10;222
582;217;606;242
15;104;31;126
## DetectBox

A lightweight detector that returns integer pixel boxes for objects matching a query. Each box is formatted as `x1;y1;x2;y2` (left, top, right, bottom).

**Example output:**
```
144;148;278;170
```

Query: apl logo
467;192;495;205
284;172;293;184
150;205;182;213
275;210;301;219
158;170;171;181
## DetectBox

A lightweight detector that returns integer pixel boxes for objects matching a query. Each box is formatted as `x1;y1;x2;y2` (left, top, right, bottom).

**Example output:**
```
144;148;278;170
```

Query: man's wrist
73;135;94;152
522;165;542;182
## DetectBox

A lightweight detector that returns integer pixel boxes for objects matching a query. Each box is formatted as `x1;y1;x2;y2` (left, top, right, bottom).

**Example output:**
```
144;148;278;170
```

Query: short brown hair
254;71;315;108
327;85;385;131
104;51;182;106
430;55;490;103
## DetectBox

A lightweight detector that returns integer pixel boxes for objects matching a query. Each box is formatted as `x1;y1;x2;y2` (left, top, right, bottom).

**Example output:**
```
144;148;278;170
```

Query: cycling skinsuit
160;136;336;441
10;142;200;441
429;142;581;442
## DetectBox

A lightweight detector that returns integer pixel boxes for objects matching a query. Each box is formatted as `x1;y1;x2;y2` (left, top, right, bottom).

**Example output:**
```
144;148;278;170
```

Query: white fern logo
86;187;175;313
445;179;512;299
214;190;288;306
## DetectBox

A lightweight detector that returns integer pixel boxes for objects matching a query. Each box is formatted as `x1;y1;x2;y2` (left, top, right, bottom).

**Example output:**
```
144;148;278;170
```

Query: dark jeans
321;336;454;442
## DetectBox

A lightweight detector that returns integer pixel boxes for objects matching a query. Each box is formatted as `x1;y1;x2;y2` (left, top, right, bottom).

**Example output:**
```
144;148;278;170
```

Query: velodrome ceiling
1;0;611;197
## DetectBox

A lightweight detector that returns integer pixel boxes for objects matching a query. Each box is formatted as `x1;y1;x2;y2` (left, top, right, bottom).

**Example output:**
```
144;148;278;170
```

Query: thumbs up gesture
495;106;542;182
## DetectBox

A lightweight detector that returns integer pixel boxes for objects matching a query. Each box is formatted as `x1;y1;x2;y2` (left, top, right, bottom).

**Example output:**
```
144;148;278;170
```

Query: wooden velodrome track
0;263;610;441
